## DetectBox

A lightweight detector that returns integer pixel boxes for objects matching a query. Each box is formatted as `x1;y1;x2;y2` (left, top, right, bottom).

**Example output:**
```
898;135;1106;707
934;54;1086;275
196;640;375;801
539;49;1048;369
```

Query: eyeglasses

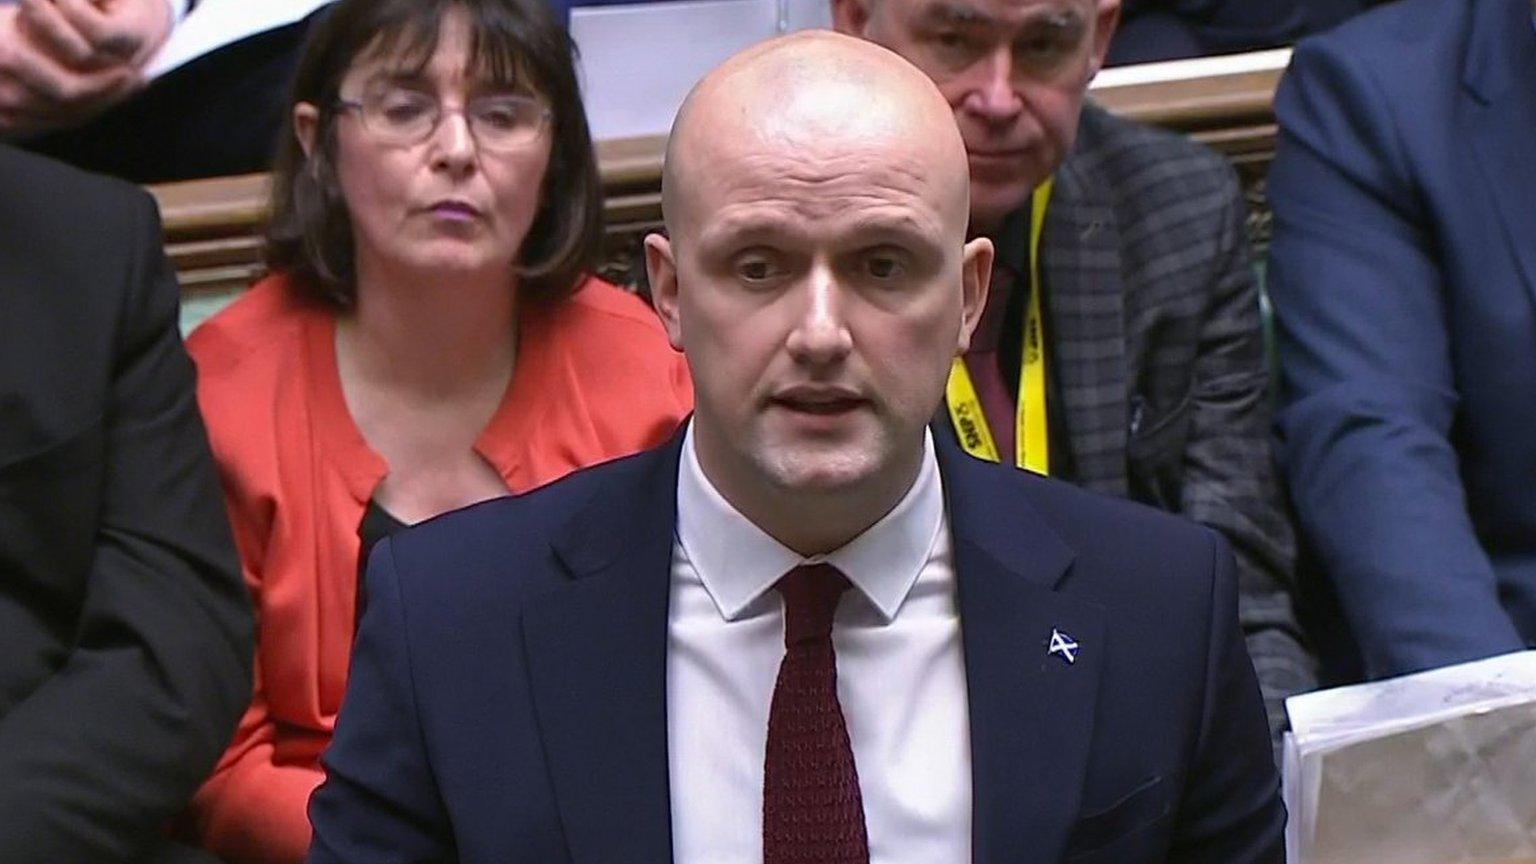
335;88;552;151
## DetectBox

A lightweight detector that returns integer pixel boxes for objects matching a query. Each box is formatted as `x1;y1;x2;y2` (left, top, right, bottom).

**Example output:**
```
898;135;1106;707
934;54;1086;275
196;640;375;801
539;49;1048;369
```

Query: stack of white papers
1284;650;1536;864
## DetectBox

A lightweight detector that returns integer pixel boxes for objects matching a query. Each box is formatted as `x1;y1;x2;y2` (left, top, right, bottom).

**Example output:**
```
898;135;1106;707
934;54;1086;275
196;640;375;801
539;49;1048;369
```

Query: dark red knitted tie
762;563;870;864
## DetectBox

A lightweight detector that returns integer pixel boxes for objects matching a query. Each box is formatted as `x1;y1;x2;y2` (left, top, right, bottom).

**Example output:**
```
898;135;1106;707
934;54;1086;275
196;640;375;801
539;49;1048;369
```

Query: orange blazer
184;273;692;864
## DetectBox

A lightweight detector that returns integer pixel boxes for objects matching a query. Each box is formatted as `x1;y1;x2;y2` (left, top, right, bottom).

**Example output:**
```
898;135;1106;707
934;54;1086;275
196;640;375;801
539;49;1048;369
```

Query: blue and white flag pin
1048;628;1079;664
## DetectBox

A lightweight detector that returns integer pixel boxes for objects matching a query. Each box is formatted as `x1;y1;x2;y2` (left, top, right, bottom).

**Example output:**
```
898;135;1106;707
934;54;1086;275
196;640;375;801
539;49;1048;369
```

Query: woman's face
305;7;554;287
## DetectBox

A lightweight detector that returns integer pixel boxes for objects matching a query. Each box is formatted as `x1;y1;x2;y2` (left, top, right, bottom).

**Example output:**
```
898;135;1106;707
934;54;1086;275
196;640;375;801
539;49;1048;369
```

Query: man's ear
1086;0;1123;79
645;233;686;351
293;102;320;159
830;0;873;37
957;237;994;354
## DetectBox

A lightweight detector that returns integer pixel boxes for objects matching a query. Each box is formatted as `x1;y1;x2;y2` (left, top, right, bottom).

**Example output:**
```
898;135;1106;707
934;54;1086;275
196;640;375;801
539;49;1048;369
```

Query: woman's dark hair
265;0;602;307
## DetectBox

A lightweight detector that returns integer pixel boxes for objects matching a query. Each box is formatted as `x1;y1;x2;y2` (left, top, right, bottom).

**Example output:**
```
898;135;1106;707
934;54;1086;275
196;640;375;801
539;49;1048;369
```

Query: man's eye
1013;17;1087;69
932;29;977;56
1016;36;1068;61
866;254;906;280
738;259;777;281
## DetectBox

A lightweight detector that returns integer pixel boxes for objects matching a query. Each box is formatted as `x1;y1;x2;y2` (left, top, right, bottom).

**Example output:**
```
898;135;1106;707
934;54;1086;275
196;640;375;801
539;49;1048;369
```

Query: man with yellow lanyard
833;0;1313;749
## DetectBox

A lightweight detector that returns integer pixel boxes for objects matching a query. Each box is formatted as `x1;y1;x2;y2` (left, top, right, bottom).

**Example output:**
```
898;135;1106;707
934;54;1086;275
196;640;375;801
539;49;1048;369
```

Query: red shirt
185;273;692;863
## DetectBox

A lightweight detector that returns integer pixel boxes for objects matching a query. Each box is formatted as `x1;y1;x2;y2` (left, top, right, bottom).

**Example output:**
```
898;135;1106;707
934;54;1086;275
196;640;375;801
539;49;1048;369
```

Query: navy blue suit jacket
1109;0;1365;65
1268;0;1536;681
306;434;1282;863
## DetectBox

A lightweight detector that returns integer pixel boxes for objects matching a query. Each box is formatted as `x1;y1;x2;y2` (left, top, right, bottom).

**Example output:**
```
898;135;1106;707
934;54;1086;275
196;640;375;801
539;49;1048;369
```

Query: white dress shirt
668;423;972;863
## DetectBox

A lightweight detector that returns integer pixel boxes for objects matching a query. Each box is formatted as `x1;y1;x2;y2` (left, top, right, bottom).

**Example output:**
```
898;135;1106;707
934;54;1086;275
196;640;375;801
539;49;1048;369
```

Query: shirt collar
676;421;945;624
989;198;1034;279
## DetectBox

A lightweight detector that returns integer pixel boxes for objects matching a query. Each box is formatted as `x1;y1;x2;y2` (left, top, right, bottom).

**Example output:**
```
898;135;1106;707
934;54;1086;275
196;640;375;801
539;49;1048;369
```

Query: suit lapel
938;443;1105;864
522;436;684;864
1465;0;1536;309
1043;141;1130;495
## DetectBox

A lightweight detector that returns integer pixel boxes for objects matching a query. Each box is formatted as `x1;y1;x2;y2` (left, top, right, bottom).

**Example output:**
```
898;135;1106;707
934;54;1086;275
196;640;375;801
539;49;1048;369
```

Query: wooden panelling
149;52;1287;299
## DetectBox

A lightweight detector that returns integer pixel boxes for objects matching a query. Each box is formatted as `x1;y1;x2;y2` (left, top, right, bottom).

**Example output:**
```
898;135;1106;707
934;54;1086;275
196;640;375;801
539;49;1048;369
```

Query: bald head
661;30;971;241
643;30;994;554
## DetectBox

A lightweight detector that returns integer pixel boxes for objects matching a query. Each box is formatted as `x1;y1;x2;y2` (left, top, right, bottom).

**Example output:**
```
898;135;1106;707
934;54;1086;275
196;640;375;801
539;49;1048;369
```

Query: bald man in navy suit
308;32;1283;864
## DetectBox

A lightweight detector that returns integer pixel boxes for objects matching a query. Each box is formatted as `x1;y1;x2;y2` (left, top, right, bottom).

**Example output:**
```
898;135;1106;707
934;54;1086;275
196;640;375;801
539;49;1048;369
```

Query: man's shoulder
0;145;148;232
1026;472;1219;583
1059;106;1250;304
1294;0;1470;72
381;445;669;607
943;454;1230;685
0;147;167;361
1280;0;1471;119
1020;467;1211;542
1068;105;1237;209
0;148;158;300
947;450;1223;589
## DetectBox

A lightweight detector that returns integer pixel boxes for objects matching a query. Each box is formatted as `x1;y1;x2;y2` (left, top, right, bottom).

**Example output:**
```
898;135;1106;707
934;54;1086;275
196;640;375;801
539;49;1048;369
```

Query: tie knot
775;563;851;647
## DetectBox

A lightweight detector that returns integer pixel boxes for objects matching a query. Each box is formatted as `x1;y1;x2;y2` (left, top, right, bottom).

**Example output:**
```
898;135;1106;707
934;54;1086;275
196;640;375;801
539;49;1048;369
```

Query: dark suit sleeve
1169;532;1286;863
1111;0;1365;64
307;539;454;864
0;191;253;861
1178;166;1314;744
1267;41;1524;678
1189;0;1366;51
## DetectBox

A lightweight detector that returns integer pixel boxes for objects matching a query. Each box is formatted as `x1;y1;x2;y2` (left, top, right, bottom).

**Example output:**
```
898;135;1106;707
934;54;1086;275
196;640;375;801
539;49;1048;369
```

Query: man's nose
959;49;1023;126
785;266;853;365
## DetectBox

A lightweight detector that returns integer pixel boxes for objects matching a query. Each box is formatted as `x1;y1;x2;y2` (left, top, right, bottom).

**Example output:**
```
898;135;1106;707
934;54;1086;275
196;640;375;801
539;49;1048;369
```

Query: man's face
834;0;1119;234
649;102;989;507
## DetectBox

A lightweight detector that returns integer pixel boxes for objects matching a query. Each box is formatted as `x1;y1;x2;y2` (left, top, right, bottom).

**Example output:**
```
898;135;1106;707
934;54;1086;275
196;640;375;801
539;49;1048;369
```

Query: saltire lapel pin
1048;628;1079;665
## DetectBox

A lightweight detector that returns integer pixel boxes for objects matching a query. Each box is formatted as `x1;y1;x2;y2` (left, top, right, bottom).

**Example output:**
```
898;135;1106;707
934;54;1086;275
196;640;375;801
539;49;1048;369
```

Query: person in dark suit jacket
1107;0;1365;66
1268;0;1536;683
832;0;1313;745
308;32;1283;864
0;145;253;862
18;10;324;184
4;0;329;183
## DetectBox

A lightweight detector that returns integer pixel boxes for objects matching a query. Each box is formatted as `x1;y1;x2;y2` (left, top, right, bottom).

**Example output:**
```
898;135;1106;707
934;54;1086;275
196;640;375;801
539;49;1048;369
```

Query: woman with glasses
181;0;691;860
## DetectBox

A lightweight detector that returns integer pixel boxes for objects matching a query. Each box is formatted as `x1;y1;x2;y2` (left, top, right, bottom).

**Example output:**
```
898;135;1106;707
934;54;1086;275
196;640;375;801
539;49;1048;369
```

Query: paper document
570;0;831;140
1284;650;1536;864
146;0;333;79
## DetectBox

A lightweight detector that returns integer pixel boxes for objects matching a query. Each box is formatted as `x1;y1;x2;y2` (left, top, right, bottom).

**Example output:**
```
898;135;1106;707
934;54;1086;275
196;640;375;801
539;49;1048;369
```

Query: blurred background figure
1;0;330;182
1108;0;1375;66
180;0;691;860
1268;0;1536;684
0;143;252;863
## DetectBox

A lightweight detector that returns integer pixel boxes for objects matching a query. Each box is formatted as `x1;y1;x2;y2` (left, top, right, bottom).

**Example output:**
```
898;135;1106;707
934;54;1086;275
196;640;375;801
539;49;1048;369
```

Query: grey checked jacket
1033;104;1313;744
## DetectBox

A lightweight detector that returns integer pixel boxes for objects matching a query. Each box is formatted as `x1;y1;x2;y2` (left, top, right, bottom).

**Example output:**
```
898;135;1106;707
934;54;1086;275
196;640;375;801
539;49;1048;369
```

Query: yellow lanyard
945;179;1052;474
